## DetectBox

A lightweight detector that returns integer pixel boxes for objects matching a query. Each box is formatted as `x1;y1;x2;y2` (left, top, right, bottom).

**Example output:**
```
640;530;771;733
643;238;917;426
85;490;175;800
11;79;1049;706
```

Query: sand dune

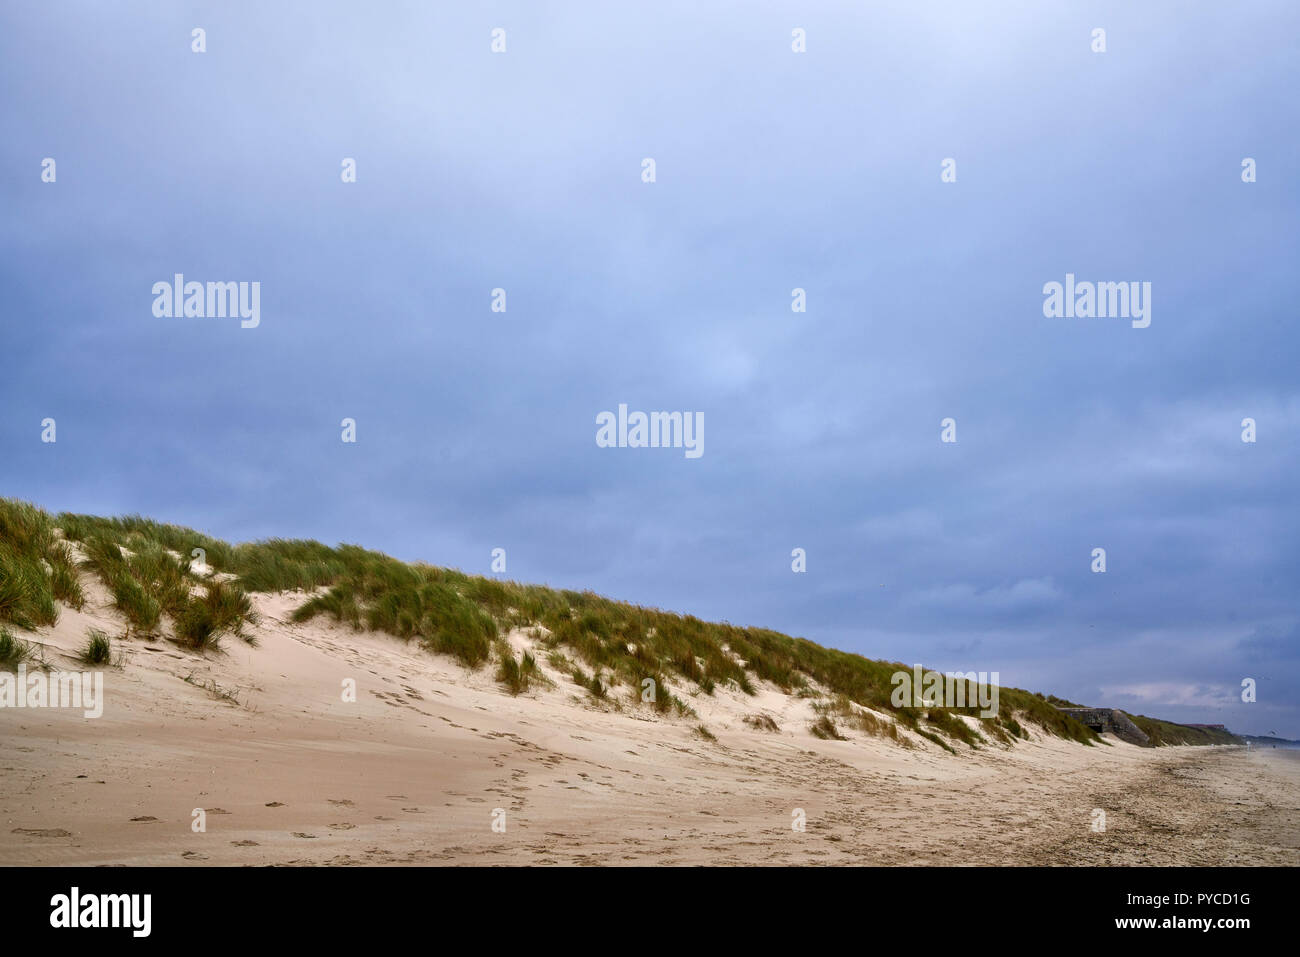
2;584;1297;866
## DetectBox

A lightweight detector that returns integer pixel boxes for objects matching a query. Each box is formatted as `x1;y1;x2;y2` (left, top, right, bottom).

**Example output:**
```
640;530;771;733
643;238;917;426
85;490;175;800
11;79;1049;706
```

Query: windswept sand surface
3;586;1297;866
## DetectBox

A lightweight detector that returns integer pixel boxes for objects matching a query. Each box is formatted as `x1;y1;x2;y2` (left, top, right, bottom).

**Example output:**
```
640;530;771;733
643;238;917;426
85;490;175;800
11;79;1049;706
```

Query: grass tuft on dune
2;499;256;649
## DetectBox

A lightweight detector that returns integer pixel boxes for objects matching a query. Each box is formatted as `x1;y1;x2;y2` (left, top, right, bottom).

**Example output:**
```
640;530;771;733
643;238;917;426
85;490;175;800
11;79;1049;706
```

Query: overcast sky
3;2;1297;736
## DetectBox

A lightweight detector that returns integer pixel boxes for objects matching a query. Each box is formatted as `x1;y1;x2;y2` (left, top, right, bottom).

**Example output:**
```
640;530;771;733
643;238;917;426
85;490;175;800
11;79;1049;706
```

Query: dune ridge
3;499;1291;866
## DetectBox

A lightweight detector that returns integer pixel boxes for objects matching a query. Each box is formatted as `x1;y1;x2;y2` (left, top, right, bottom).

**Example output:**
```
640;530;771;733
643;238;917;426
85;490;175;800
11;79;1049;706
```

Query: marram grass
0;498;1241;749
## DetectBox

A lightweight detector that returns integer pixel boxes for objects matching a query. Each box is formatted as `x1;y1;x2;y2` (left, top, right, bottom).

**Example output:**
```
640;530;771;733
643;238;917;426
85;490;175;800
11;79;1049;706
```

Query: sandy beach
3;586;1296;867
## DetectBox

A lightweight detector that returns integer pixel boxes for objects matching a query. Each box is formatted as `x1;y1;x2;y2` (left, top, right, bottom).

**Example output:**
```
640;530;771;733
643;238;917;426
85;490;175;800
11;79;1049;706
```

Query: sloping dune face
3;587;1295;866
1;505;1295;865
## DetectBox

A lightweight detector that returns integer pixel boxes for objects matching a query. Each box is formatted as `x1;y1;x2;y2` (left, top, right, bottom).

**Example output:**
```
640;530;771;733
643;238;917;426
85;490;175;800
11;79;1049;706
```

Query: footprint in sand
291;832;317;839
265;801;286;807
231;840;259;846
11;827;72;838
180;850;209;860
327;823;356;830
129;816;158;822
327;799;355;806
